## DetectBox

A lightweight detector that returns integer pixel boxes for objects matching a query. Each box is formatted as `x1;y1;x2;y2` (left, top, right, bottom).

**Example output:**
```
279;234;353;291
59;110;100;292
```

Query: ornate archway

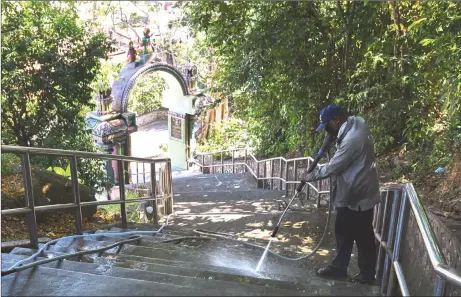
111;62;189;113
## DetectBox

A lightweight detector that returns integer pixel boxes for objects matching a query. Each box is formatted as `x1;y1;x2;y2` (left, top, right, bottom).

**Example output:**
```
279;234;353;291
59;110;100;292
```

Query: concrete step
1;253;307;296
92;254;380;296
109;226;198;238
172;173;259;193
1;262;222;296
49;238;205;257
173;190;286;202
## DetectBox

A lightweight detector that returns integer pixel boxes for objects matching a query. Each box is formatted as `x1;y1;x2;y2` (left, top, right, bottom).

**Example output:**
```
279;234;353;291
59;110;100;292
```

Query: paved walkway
131;120;168;158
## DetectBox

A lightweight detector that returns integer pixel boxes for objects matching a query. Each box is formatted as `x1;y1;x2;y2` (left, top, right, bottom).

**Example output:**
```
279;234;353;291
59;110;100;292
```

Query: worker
300;104;380;285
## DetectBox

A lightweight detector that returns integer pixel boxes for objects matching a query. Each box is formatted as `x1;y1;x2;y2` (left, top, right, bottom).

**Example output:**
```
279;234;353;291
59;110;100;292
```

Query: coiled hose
1;214;205;276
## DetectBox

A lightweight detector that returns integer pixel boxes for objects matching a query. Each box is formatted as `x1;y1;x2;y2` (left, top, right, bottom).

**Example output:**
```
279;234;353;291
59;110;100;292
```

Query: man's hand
297;171;315;192
300;171;315;183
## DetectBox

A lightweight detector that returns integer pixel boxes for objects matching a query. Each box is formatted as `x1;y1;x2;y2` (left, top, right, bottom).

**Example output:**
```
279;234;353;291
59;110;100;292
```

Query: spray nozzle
271;226;279;238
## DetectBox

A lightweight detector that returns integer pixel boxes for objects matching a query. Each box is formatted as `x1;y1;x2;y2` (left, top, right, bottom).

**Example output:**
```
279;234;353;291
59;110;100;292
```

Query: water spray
254;133;334;271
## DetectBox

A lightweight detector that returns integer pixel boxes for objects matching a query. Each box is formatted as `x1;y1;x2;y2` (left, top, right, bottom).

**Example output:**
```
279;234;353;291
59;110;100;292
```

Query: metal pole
293;160;297;196
270;159;274;190
279;158;282;190
381;190;401;295
284;160;288;196
167;161;174;214
263;161;267;189
434;275;446;297
256;161;260;188
244;150;247;173
136;162;139;184
201;154;205;173
150;163;159;224
118;160;127;228
221;152;224;173
376;190;391;280
317;179;321;208
232;150;235;174
21;153;38;249
143;163;146;184
211;153;214;174
69;156;83;235
387;192;409;296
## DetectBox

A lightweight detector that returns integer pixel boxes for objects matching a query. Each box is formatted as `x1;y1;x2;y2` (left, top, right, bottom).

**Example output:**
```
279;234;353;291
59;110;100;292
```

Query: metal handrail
377;183;461;296
2;145;170;163
192;147;461;295
1;145;174;249
190;147;329;208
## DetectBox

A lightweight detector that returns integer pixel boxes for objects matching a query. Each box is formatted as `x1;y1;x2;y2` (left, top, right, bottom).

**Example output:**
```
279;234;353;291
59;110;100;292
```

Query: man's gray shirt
308;116;380;211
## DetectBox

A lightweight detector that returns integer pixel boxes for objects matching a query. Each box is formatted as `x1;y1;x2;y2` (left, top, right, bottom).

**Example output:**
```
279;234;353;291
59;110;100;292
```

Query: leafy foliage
1;1;110;147
185;1;461;172
198;118;254;153
1;1;112;191
128;72;166;115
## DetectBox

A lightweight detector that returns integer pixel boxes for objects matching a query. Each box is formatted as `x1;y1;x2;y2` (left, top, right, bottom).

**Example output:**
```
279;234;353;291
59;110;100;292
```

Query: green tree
185;1;461;164
1;1;112;192
1;1;110;147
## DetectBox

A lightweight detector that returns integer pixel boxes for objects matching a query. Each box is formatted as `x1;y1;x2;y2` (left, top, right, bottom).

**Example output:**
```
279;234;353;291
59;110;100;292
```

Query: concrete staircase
1;172;380;296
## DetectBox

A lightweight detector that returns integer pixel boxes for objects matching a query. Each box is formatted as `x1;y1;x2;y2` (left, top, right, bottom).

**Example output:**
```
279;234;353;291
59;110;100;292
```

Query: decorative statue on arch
137;27;154;55
126;41;137;64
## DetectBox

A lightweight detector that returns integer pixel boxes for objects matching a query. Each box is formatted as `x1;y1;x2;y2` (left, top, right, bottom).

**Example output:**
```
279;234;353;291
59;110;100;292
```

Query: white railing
189;147;330;208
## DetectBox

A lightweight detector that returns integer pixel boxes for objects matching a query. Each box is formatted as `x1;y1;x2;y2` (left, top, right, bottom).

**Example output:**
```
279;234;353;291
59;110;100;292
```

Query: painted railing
376;183;461;296
189;147;330;208
191;147;461;296
1;145;173;249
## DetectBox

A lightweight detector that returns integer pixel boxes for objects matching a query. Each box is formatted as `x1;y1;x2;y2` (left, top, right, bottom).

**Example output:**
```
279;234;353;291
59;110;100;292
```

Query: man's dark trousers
331;206;376;276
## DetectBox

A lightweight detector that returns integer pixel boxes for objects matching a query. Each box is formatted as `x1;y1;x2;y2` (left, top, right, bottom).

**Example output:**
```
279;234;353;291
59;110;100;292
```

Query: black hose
1;235;142;276
1;235;214;277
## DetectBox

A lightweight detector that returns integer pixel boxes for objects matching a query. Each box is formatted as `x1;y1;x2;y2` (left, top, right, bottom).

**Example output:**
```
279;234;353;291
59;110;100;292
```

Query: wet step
1;253;308;296
1;263;221;296
93;254;379;296
109;226;198;238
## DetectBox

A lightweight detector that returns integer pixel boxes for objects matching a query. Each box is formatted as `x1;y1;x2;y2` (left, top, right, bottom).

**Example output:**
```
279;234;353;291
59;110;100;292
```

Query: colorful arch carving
111;62;189;113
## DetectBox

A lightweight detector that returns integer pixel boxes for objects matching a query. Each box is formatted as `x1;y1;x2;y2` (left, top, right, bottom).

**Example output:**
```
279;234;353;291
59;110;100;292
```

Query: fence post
143;163;146;184
256;162;260;188
376;191;391;281
263;161;267;189
317;179;321;208
293;160;298;196
232;150;235;173
211;153;214;174
244;150;247;173
270;159;274;190
69;156;83;235
284;160;288;196
21;153;39;249
201;154;205;173
387;191;409;296
221;152;224;173
150;162;159;224
279;158;282;190
167;161;174;214
380;190;401;295
118;160;127;228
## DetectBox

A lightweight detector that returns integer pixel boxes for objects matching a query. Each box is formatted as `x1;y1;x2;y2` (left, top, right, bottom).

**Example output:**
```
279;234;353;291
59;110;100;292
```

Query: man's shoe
316;266;347;280
350;272;376;285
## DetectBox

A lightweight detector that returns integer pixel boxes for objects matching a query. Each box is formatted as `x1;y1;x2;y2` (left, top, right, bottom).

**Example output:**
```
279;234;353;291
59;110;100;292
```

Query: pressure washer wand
271;133;333;238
